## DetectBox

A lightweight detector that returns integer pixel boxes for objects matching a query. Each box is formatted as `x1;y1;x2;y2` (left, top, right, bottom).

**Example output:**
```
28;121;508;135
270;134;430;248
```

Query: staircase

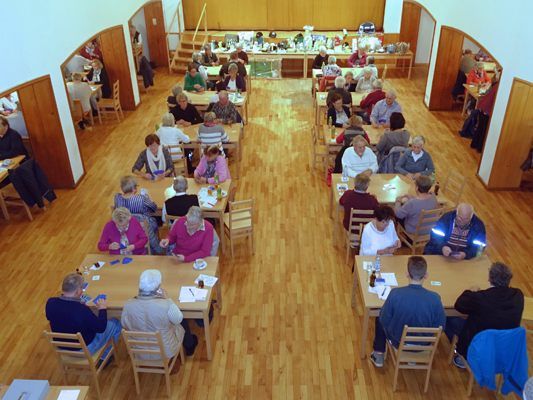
169;32;209;73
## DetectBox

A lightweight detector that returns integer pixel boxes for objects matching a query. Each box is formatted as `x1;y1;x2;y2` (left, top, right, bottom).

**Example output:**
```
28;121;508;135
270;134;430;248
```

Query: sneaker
453;354;466;369
370;351;384;368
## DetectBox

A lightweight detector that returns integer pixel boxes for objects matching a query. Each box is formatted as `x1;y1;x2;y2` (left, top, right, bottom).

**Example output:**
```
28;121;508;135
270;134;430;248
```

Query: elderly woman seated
327;93;351;128
160;206;218;262
375;112;410;159
191;52;208;82
359;79;386;123
344;71;357;92
156;113;191;162
356;67;376;93
217;63;246;92
322;56;342;77
167;84;183;110
121;269;198;357
194;145;231;184
326;76;352;106
360;205;401;256
466;62;491;85
170;93;203;126
132;134;174;181
162;175;199;223
335;115;371;146
98;207;148;255
341;135;378;178
184;63;206;93
198;112;229;148
312;46;329;69
395;135;435;179
202;44;219;66
347;48;367;67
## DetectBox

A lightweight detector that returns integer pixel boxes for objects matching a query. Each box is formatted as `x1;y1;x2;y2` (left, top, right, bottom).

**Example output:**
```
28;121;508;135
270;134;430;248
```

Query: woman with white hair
217;63;246;92
312;46;329;69
322;56;342;77
395;135;435;179
167;84;183;110
121;269;198;357
97;207;148;255
162;175;199;222
156;113;191;162
355;67;376;93
160;206;215;262
326;76;351;106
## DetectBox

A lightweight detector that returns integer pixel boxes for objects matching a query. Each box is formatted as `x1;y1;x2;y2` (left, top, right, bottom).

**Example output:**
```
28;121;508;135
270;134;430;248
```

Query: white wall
385;0;533;184
163;0;183;53
131;8;151;61
462;37;480;54
415;9;434;64
383;0;403;32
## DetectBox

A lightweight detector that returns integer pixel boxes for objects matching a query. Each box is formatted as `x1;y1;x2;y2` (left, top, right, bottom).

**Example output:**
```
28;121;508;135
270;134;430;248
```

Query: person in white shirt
355;56;378;80
341;135;378;177
67;72;94;114
156;113;191;161
355;67;376;93
64;54;91;77
360;205;401;256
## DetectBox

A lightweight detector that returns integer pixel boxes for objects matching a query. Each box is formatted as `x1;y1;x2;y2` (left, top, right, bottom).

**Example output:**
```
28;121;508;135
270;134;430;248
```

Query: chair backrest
132;214;152;255
72;99;84;122
165;144;188;175
228;199;253;232
412;208;444;242
122;329;168;368
381;64;388;81
441;170;466;206
319;76;337;92
112;80;120;104
397;325;442;364
348;209;374;244
43;331;94;369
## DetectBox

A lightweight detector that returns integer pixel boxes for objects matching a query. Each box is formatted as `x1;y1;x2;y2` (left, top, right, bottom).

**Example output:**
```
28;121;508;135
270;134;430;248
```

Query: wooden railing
192;3;208;52
165;0;182;73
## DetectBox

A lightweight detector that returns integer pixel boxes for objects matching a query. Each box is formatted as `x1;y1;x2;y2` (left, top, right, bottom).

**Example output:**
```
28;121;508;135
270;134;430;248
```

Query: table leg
218;211;225;254
215;281;223;309
333;204;339;245
360;308;370;359
351;258;359;308
303;56;308;78
203;308;213;360
408;55;413;80
0;193;9;220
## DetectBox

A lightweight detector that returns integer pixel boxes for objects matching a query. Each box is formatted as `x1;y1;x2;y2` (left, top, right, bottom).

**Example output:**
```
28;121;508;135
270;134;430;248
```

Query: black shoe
195;304;214;327
184;334;198;356
78;121;86;130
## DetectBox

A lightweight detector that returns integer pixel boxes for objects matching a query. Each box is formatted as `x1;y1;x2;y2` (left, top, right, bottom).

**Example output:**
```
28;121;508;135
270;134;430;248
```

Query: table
311;67;364;94
79;254;221;360
185;91;248;122
180;123;243;178
205;65;252;93
366;50;414;79
320;124;383;148
352;255;491;359
0;155;25;220
0;385;89;399
462;83;487;117
314;92;365;125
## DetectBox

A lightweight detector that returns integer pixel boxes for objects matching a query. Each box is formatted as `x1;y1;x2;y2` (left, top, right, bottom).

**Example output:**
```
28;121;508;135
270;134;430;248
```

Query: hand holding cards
92;294;107;309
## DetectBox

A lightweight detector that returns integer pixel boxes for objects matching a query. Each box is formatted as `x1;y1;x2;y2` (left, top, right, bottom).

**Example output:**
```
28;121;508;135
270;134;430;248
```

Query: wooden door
99;26;136;110
486;79;533;189
399;1;421;57
17;76;75;188
144;1;168;68
428;26;464;110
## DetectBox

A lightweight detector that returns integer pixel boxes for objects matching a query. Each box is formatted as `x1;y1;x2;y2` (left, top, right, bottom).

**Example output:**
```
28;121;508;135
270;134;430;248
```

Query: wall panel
399;1;421;58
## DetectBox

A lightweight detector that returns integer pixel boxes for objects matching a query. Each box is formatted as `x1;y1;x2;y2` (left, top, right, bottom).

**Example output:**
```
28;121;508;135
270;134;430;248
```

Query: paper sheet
198;188;217;208
179;286;208;302
57;390;81;400
195;274;219;287
380;272;399;287
89;261;105;270
368;285;391;300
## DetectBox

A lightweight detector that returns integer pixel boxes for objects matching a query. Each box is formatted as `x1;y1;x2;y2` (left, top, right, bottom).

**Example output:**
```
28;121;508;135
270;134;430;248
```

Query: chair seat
223;211;252;229
391;346;432;363
62;350;100;365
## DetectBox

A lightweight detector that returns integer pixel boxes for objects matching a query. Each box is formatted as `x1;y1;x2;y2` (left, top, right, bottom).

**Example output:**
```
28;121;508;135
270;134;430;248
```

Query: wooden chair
0;183;33;221
345;209;374;266
223;199;254;259
311;125;329;178
381;64;388;81
319;76;337;92
441;170;466;207
122;329;185;398
165;144;188;176
397;208;444;254
43;330;117;400
386;325;442;393
97;80;123;123
448;335;476;396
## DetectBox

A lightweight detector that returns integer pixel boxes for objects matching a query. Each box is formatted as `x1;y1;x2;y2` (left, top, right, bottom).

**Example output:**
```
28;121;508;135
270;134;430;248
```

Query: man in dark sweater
46;273;121;355
0;116;28;159
446;262;524;368
370;256;446;367
339;173;378;231
163;175;199;222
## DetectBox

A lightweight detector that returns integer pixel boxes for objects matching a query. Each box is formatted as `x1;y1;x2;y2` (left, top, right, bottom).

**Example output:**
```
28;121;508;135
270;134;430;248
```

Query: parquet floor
0;66;531;399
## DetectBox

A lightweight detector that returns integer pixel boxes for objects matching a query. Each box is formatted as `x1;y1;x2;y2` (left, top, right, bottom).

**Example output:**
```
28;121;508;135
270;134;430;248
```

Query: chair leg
424;369;431;393
466;370;474;396
345;242;351;266
230;236;234;259
0;194;10;220
179;344;185;363
114;108;120;123
164;370;172;397
132;368;141;395
392;363;400;392
93;372;103;400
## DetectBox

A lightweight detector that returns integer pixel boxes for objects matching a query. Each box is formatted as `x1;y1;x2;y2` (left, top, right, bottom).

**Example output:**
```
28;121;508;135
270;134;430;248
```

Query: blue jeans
87;318;122;359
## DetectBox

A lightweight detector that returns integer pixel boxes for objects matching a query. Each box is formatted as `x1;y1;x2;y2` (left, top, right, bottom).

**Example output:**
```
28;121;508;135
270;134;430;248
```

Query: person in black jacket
446;262;524;368
0;116;28;159
327;93;351;128
86;59;111;98
326;76;351;107
219;52;247;78
162;176;199;223
170;94;202;126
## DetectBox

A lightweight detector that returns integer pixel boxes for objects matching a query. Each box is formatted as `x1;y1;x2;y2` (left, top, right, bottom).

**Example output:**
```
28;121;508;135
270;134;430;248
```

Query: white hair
236;43;243;50
172;175;188;193
186;206;203;225
328;56;336;65
363;66;372;75
386;89;397;99
139;269;162;293
319;46;327;54
335;76;346;88
412;135;426;146
373;79;383;89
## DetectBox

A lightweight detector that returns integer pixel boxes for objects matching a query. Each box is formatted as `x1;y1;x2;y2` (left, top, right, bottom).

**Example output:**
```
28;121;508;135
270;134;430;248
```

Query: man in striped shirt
197;111;229;148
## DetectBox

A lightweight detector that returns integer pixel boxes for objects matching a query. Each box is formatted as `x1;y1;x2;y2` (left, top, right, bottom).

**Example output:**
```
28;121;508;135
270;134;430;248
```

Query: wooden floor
0;66;531;399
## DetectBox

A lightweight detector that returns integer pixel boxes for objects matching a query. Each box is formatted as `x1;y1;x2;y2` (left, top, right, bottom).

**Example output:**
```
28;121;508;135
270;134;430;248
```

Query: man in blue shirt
371;256;446;367
370;90;402;128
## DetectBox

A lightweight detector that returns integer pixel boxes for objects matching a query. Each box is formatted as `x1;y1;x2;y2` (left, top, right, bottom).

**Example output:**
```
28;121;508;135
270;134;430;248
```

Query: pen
381;287;386;297
189;288;195;296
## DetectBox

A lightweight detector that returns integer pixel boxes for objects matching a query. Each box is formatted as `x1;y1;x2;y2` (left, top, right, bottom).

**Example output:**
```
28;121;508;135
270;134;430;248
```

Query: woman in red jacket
466;62;491;85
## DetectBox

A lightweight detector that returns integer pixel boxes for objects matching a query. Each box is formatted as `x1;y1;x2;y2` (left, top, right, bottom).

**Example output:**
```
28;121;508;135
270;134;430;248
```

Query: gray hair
120;175;138;194
62;273;84;293
112;207;131;224
161;113;175;127
334;76;346;88
204;111;216;123
319;46;327;54
386;89;397;99
412;135;426;146
218;90;228;100
328;56;336;65
139;269;162;294
363;66;372;75
367;56;375;65
192;52;201;62
171;84;183;97
228;63;238;73
236;43;243;50
172;175;188;193
373;79;383;89
186;206;203;225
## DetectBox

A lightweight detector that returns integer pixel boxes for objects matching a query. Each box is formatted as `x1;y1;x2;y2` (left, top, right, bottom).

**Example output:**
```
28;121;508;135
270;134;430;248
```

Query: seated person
156;113;191;161
327;94;351;128
360;205;401;256
335;115;371;146
341;135;378;177
355;67;376;93
359;79;385;123
466;62;491;85
162;175;199;222
312;46;329;70
198;112;229;147
80;40;102;60
370;256;446;367
46;273;121;356
217;63;246;92
445;262;524;368
0;116;28;159
322;56;342;77
347;48;366;67
184;63;206;93
208;91;242;124
191;52;209;83
460;49;476;75
344;71;357;92
375;112;410;158
219;52;247;78
235;43;248;64
202;44;219;66
424;203;486;260
326;76;351;106
67;72;94;128
0;93;17;115
394;175;439;234
98;207;148;255
170;93;203;126
194;145;231;184
339;173;379;231
87;59;111;98
395;135;435;178
160;206;214;262
356;56;378;79
167;84;183;110
370;90;402;128
132;134;174;180
122;269;198;357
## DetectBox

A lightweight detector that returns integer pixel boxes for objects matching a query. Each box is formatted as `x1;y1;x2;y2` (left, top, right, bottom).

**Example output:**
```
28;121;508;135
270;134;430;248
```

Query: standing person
87;59;111;98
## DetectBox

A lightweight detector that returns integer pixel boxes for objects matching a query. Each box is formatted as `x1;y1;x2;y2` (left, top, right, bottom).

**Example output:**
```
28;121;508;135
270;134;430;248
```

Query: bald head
456;203;474;227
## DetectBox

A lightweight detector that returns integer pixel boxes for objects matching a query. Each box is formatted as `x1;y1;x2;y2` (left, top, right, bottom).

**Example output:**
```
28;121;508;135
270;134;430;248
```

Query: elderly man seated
359;79;385;123
322;56;342;77
163;175;199;223
370;90;402;128
424;203;486;260
160;206;219;261
326;76;352;106
339;173;379;231
208;90;242;124
122;269;198;357
46;273;121;356
394;135;435;179
355;67;376;93
341;135;378;178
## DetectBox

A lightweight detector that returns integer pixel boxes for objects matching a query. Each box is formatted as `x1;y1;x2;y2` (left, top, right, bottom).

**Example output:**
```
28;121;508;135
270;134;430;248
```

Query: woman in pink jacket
97;207;148;255
194;145;231;184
